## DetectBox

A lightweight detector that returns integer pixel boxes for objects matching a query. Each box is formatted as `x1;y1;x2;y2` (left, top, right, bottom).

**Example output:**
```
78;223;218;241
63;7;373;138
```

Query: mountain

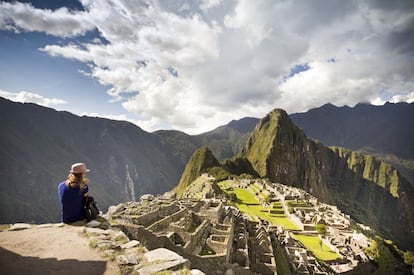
154;117;258;163
0;97;184;223
240;109;414;250
174;147;222;197
173;108;414;249
290;102;414;185
0;97;256;224
2;95;414;251
195;117;259;161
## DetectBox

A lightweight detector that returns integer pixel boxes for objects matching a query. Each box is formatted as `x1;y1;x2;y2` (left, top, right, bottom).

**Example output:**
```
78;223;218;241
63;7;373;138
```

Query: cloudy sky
1;0;414;134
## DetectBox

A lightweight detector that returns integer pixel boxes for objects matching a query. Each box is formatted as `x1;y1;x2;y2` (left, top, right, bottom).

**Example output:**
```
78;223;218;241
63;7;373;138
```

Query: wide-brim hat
70;163;90;173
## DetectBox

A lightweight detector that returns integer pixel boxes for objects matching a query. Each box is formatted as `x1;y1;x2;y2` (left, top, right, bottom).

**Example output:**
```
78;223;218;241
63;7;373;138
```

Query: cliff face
241;109;414;249
290;102;414;186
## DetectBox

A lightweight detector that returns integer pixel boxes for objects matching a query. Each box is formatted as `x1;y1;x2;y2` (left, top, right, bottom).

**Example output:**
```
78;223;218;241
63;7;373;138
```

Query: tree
315;224;327;235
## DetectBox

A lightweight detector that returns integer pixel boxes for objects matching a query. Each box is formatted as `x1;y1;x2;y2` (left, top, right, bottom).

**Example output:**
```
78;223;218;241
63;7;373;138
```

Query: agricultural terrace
218;180;299;230
291;233;340;261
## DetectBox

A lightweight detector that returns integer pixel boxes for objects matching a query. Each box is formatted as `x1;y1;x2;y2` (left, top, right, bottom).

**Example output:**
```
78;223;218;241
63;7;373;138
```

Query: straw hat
70;163;90;173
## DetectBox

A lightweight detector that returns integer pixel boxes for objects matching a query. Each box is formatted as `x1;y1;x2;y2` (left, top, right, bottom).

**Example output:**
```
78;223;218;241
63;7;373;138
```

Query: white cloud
200;0;223;12
0;90;67;107
1;0;414;134
0;2;94;37
390;92;414;104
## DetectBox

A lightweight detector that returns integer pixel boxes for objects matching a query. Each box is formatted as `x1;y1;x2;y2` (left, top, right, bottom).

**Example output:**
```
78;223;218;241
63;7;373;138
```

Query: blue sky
1;0;414;134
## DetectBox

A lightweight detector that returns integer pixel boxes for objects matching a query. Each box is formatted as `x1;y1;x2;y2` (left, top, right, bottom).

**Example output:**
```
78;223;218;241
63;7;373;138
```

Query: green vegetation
403;251;414;273
222;156;258;177
339;148;401;198
242;110;286;177
218;181;299;230
364;239;379;260
363;237;413;274
206;166;229;182
315;224;327;235
273;238;293;275
286;200;313;208
175;147;221;197
291;233;339;261
88;239;98;248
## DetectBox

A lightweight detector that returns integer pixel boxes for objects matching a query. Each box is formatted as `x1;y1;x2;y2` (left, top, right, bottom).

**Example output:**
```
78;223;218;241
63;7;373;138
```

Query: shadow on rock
0;247;108;275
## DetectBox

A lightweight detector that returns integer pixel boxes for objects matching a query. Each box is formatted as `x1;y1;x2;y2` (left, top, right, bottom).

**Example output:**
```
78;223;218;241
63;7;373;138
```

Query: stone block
121;240;140;249
9;223;31;231
116;253;138;265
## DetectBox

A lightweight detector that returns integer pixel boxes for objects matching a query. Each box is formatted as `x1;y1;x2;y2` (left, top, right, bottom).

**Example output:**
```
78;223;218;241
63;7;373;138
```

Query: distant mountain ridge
290;102;414;185
0;97;256;223
0;97;186;223
291;102;414;159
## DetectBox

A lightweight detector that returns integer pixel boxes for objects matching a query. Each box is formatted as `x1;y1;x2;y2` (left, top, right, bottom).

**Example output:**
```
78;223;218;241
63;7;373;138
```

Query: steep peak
267;108;288;119
175;147;221;197
241;108;306;178
253;108;291;134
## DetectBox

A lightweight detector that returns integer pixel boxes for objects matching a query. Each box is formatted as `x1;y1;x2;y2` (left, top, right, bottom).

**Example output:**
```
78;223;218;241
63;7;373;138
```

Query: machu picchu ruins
103;174;374;274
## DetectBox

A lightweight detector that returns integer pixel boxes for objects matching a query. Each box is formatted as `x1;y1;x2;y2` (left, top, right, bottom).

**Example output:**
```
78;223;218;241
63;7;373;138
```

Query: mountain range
290;102;414;186
0;97;253;224
176;109;414;250
1;97;413;250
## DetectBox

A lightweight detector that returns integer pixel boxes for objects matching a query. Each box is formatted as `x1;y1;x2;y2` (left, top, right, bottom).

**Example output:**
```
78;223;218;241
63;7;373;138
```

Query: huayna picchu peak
236;107;414;251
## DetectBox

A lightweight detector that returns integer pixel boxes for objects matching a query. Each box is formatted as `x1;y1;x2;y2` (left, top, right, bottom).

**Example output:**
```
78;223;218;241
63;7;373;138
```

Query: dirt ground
0;225;120;275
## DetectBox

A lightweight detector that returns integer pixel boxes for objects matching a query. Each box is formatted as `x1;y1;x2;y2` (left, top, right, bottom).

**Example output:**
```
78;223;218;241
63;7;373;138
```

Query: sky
1;0;414;135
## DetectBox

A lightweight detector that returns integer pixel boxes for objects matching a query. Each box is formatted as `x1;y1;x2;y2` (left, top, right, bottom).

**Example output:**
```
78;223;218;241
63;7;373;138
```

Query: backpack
83;196;99;221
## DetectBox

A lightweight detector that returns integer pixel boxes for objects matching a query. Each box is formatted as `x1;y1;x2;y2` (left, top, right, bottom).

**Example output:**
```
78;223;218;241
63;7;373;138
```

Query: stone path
0;222;205;275
0;223;120;275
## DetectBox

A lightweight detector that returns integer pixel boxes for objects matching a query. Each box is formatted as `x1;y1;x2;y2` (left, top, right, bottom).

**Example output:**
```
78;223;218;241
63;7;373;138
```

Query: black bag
83;196;99;221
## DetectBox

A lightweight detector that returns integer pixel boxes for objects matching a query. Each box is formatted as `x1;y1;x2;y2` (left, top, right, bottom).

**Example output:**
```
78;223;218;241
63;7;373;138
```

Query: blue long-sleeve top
58;181;88;223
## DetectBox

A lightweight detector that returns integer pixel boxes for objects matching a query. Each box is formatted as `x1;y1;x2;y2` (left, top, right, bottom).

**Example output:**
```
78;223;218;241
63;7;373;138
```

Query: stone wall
147;208;189;232
200;201;224;223
184;219;210;253
133;202;180;226
120;223;228;274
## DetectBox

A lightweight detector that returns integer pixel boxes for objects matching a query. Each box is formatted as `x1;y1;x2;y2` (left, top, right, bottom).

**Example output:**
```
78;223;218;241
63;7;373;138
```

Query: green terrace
291;233;340;261
285;200;314;208
217;181;299;230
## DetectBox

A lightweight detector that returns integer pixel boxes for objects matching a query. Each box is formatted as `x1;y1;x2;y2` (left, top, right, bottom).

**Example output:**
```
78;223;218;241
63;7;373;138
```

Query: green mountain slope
290;102;414;185
240;109;414;250
175;147;222;197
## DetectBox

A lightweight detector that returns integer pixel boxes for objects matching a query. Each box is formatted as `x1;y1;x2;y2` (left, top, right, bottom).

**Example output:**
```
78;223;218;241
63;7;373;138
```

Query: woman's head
70;163;90;174
67;163;90;190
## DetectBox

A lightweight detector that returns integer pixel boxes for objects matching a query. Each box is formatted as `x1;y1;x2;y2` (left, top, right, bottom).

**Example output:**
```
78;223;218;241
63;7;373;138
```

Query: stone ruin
107;196;277;275
103;178;375;274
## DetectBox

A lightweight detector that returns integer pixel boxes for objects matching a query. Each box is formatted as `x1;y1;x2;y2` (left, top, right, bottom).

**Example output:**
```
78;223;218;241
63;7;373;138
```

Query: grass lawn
219;184;299;230
291;233;340;261
233;188;259;204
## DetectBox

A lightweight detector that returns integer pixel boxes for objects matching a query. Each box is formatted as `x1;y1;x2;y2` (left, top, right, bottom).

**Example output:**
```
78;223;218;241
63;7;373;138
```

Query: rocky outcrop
240;109;414;250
